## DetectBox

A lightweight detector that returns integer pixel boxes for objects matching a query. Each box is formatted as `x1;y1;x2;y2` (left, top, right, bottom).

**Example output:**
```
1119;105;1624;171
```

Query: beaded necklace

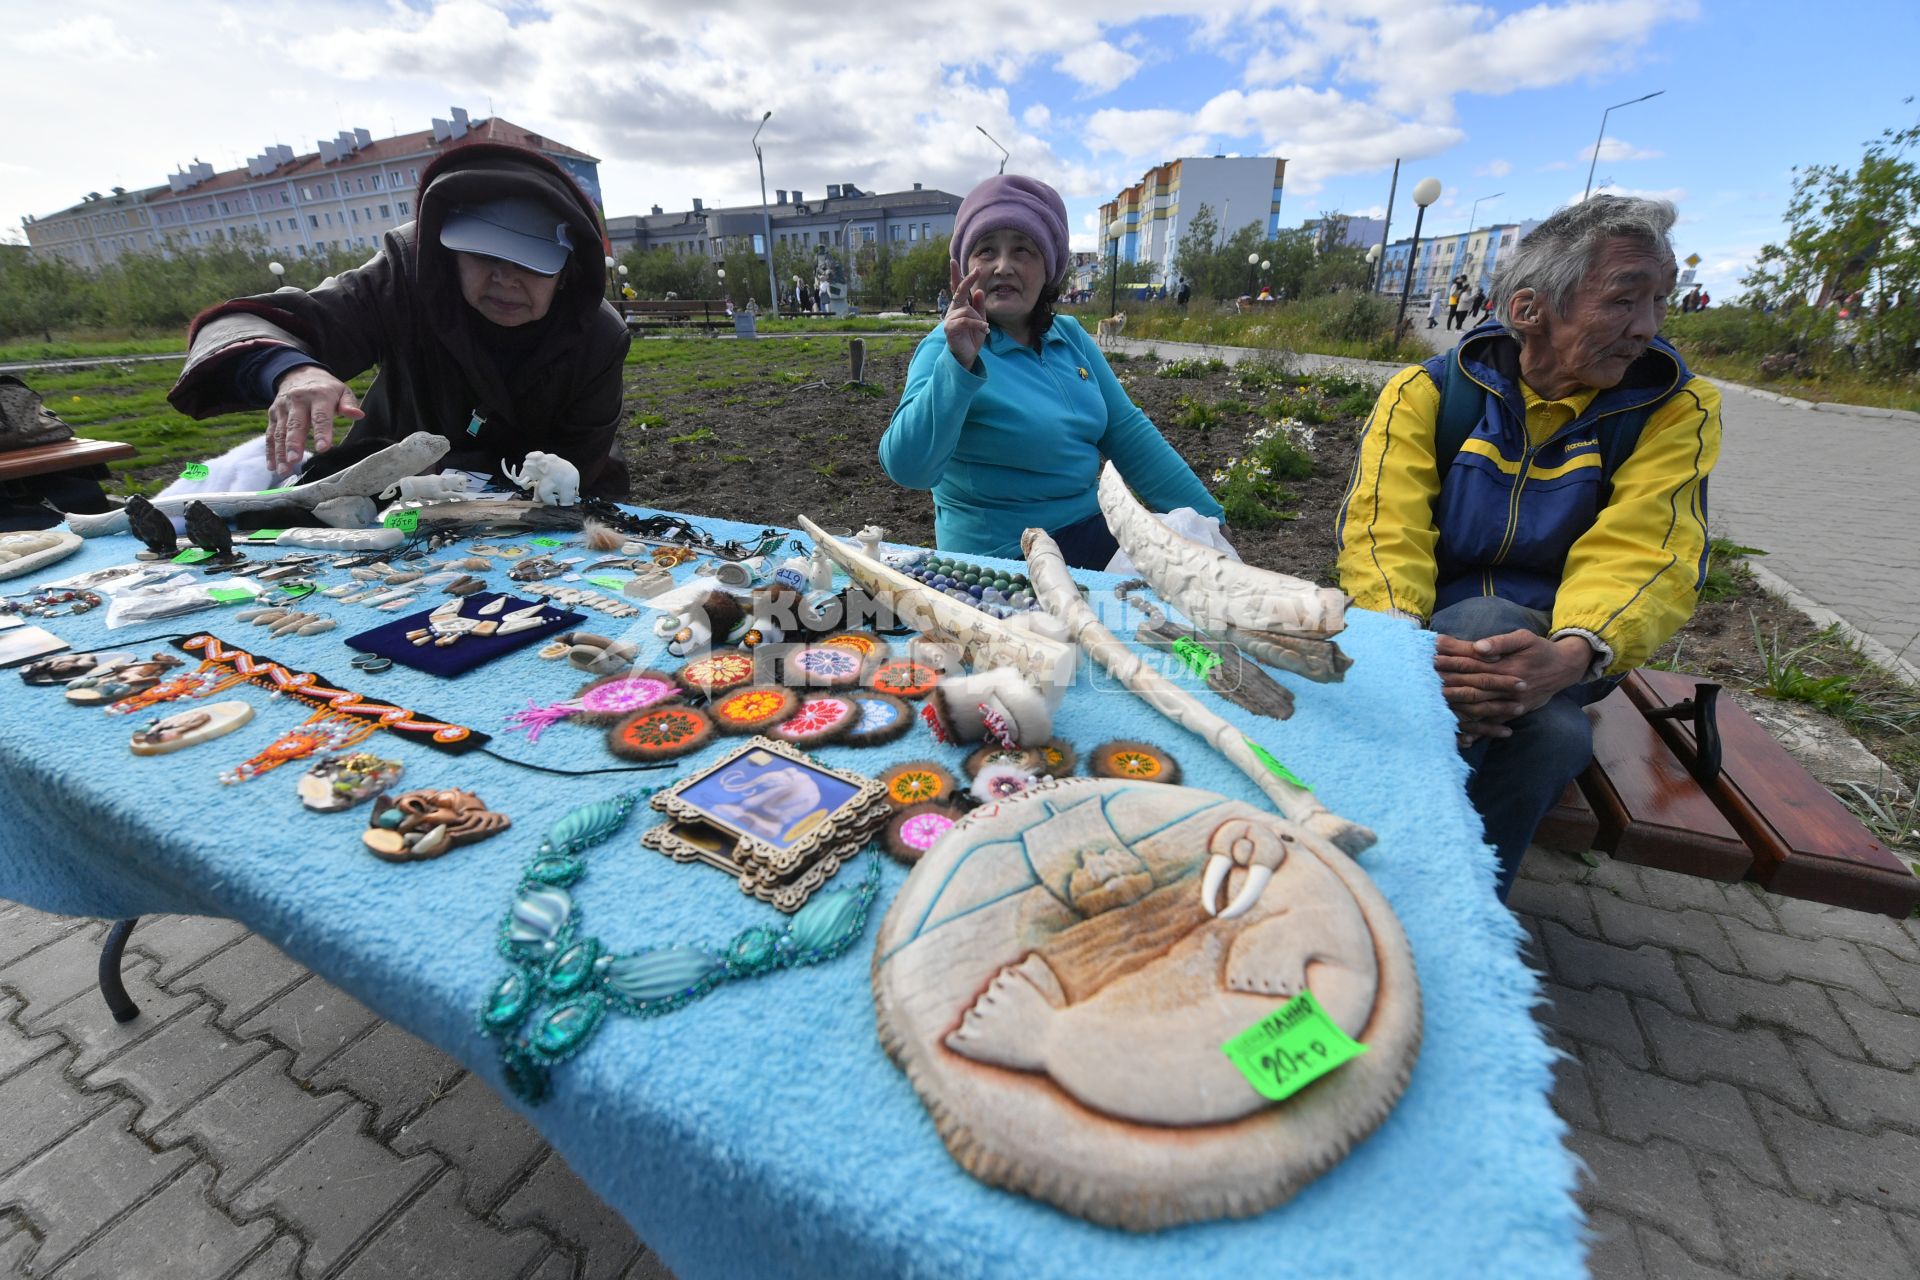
476;792;882;1103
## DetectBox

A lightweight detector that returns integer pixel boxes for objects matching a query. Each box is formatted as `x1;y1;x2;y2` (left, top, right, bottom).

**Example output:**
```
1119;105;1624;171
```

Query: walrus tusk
1023;526;1375;857
67;431;453;538
1215;864;1274;920
1221;627;1354;684
1097;461;1349;641
797;513;1075;692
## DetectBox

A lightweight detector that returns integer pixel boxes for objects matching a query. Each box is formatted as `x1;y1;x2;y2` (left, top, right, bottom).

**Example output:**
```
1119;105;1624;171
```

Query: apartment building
1097;156;1288;286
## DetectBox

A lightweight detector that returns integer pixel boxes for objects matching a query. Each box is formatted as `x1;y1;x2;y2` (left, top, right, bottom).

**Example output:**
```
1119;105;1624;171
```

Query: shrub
1155;356;1228;379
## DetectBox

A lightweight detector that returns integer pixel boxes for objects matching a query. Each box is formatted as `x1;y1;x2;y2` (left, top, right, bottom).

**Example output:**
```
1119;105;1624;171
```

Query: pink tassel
503;700;577;744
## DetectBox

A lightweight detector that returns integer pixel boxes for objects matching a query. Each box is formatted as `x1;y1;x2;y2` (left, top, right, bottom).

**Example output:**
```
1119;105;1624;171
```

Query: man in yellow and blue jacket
1336;196;1721;898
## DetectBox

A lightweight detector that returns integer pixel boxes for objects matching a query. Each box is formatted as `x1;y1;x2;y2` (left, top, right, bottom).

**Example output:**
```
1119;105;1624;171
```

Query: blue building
1374;219;1541;301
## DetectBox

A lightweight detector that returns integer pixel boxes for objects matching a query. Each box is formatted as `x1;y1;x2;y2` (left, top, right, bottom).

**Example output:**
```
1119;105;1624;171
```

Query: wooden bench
1566;670;1918;917
0;437;135;482
620;299;730;333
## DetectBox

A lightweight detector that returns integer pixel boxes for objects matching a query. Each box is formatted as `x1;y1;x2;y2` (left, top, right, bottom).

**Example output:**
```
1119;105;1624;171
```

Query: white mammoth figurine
379;473;472;503
502;451;580;506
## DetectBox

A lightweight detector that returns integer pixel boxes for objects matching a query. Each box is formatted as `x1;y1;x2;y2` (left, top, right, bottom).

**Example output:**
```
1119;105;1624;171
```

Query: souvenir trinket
841;691;912;747
971;761;1041;804
819;629;889;663
19;650;136;686
364;788;511;861
299;752;405;812
0;530;83;581
478;792;882;1103
346;595;579;678
641;737;890;905
222;708;378;783
504;671;681;743
882;803;959;865
607;704;714;761
867;658;941;701
64;655;184;705
564;632;640;675
768;695;858;747
657;589;745;658
878;760;959;810
123;493;180;558
709;685;801;736
1;588;102;619
872;779;1422;1230
673;650;757;698
0;625;70;669
508;555;567;583
1088;739;1181;785
129;701;254;756
964;736;1076;779
1115;581;1302;719
185;501;246;568
784;644;868;690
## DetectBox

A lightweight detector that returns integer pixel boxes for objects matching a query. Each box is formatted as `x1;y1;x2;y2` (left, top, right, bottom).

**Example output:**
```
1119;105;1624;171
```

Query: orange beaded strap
173;634;487;752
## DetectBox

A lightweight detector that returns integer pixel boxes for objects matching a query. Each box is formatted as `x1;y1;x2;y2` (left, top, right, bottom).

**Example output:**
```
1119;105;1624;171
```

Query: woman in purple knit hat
879;174;1221;569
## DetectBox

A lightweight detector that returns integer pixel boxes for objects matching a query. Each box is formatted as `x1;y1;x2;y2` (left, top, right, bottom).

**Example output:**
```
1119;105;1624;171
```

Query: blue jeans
1429;597;1608;900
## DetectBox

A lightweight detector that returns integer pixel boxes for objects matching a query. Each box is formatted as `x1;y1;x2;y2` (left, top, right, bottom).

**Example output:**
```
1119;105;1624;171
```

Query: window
408;168;418;183
889;225;902;242
371;174;382;190
309;215;320;228
323;212;332;227
861;227;874;244
396;200;409;215
907;225;917;242
301;186;312;200
379;204;391;219
922;223;930;239
356;178;365;192
219;201;229;214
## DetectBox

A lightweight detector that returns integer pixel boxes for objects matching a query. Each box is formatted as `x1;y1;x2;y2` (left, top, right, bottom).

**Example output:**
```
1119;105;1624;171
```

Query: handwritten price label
382;510;419;532
179;463;210;481
1244;738;1313;791
1220;990;1366;1103
206;586;255;603
529;537;565;548
171;548;213;564
585;575;627;591
1171;637;1222;680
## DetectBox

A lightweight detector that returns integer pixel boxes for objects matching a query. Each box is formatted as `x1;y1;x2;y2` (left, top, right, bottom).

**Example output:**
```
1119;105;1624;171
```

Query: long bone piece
796;514;1075;691
1096;461;1349;643
67;432;453;538
1023;526;1375;856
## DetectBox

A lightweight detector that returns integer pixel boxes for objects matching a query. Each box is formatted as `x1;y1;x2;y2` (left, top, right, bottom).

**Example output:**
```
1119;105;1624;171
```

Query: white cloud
20;14;153;62
1053;41;1144;95
1583;136;1663;164
1476;159;1513;178
1022;103;1053;131
1573;183;1690;207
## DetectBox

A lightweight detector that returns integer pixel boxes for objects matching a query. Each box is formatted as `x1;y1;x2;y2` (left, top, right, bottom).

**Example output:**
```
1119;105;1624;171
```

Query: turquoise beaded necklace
476;791;882;1103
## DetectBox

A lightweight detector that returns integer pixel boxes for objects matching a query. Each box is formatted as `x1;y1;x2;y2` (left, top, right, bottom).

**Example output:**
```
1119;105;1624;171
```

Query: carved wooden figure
873;779;1421;1231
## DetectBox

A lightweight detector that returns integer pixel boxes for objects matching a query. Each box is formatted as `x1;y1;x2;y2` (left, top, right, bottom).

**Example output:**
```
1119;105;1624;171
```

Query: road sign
1679;268;1696;284
1684;253;1701;268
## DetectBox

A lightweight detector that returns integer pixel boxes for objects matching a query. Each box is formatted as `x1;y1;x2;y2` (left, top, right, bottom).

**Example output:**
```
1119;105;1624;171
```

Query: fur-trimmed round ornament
1035;737;1077;777
607;705;714;761
820;630;890;664
709;685;800;736
882;803;961;865
879;760;960;810
842;691;913;747
1088;739;1181;785
572;671;680;723
674;650;757;698
964;741;1042;779
971;762;1041;804
868;659;941;700
785;644;868;690
769;695;859;747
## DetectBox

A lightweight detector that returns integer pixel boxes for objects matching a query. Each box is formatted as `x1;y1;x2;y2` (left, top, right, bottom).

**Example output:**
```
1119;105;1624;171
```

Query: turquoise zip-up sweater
880;315;1223;558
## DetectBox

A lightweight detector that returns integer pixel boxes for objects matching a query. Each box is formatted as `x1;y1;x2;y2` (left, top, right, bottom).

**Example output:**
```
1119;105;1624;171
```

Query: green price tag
382;510;419;532
1171;637;1222;680
172;548;213;564
257;486;293;496
585;575;627;591
206;586;256;603
529;537;565;548
1220;990;1367;1103
1244;739;1313;791
245;529;285;542
278;583;316;599
180;463;210;481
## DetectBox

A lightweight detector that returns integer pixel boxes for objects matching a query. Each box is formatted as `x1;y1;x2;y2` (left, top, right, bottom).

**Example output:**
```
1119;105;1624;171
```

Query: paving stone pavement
7;848;1920;1278
0;901;676;1280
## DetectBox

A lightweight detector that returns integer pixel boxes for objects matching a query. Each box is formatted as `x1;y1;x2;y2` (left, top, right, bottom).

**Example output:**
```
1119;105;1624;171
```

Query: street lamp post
268;261;285;289
603;255;617;301
1583;91;1665;201
1395;177;1443;339
1465;192;1504;236
1366;243;1381;295
1107;219;1123;317
752;111;780;317
976;126;1009;176
1373;159;1400;293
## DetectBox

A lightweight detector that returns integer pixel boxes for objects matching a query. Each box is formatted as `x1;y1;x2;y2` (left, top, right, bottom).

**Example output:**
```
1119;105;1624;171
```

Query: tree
1744;113;1920;373
620;247;710;299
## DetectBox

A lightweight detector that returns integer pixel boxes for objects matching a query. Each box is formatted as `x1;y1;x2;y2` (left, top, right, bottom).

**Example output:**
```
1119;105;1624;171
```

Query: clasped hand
1435;629;1594;742
265;366;363;475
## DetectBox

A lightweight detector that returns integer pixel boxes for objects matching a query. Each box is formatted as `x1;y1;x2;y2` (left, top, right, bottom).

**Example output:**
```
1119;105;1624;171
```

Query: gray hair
1490;196;1677;338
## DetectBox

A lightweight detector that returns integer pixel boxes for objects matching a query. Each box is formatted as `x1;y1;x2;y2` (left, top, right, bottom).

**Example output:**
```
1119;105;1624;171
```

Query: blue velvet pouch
344;593;584;678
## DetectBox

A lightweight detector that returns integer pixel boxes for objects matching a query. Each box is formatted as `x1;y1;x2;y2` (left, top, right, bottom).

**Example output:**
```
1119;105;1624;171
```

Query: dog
1095;312;1127;347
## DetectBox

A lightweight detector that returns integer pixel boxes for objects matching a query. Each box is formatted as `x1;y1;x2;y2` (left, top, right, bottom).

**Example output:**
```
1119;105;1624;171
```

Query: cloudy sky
5;0;1916;297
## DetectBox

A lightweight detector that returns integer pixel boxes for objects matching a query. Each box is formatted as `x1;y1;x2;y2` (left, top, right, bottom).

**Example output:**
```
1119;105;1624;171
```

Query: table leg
99;918;140;1023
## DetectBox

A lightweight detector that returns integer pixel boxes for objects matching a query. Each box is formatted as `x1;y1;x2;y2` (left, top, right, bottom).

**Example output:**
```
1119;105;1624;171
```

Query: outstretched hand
266;365;363;475
1434;628;1595;741
943;261;991;372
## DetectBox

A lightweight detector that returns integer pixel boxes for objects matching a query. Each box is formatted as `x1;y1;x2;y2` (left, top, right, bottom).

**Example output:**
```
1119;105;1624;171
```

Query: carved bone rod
1097;462;1348;640
68;432;452;538
796;514;1075;691
1023;526;1375;856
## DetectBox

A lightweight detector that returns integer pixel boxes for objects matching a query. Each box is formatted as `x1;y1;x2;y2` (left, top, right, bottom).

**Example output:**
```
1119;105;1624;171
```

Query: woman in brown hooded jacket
167;142;632;498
